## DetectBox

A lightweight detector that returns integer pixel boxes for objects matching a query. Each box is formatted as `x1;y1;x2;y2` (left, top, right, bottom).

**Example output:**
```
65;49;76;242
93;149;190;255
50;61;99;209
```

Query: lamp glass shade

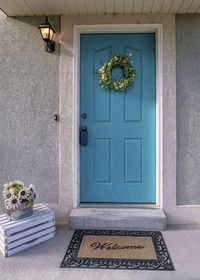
40;27;50;40
40;27;55;41
49;28;54;40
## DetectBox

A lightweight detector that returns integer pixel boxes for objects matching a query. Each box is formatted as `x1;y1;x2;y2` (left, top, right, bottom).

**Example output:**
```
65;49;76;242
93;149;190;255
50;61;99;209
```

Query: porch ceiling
0;0;200;17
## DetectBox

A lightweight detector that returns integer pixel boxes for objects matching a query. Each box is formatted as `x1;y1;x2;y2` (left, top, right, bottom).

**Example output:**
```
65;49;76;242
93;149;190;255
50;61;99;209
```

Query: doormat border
60;230;174;271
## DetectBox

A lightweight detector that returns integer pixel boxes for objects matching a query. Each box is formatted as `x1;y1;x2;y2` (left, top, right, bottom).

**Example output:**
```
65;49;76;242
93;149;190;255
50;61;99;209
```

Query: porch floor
1;225;200;280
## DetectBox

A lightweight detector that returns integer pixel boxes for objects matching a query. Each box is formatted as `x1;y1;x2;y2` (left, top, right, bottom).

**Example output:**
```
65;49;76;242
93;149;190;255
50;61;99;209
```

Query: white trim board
73;24;163;209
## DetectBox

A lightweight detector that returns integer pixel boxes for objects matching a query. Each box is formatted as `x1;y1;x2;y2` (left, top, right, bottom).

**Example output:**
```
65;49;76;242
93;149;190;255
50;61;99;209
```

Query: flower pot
6;205;33;221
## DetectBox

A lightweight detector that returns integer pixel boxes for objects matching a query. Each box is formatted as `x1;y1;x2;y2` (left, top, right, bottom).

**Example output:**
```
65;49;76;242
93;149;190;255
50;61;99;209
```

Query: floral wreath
97;53;136;92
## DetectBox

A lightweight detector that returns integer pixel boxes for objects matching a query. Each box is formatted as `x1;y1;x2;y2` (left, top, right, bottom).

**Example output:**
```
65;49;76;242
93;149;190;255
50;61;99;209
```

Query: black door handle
80;125;88;145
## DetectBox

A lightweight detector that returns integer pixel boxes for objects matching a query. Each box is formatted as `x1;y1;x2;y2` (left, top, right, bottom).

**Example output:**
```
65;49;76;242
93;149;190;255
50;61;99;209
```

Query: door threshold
80;203;157;209
69;207;166;231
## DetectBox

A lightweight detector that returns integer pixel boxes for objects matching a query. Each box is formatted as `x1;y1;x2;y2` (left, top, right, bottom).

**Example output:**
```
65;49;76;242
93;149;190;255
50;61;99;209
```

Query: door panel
80;33;156;203
124;138;142;183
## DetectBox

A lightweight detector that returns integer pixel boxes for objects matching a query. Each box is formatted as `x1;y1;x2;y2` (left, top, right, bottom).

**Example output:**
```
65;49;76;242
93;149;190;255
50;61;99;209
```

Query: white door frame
73;24;163;209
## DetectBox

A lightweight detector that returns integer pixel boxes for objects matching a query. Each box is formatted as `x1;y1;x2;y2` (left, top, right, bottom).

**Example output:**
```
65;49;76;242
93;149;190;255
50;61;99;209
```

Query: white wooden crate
0;204;56;257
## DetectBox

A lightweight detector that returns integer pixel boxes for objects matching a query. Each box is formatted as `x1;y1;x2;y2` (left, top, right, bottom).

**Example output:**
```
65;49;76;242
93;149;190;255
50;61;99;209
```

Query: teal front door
80;33;156;203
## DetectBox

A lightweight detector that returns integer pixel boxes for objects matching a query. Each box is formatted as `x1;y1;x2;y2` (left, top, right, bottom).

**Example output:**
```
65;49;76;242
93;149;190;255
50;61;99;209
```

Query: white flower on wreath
5;195;20;210
99;66;105;72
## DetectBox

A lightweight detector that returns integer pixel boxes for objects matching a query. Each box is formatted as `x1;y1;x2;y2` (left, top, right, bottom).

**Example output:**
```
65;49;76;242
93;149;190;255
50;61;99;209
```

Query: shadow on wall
13;15;60;56
0;10;61;56
0;12;61;213
176;14;200;206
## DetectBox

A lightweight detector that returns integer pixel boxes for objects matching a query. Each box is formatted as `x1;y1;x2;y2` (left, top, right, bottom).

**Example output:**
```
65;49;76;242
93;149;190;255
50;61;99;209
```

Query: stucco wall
176;14;200;205
0;12;60;213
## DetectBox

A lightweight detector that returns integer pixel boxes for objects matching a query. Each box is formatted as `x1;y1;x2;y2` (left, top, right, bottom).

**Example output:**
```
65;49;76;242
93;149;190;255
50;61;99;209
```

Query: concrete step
69;208;166;231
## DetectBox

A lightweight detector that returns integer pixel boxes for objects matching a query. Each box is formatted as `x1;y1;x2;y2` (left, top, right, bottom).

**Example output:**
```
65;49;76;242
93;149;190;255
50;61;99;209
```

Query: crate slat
0;212;52;230
6;213;55;236
0;242;6;257
7;226;56;250
1;208;54;229
0;232;5;243
6;220;55;243
7;232;55;257
0;236;5;252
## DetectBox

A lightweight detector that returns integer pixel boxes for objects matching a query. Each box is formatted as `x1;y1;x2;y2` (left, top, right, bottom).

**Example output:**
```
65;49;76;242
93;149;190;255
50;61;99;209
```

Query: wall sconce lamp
38;17;56;53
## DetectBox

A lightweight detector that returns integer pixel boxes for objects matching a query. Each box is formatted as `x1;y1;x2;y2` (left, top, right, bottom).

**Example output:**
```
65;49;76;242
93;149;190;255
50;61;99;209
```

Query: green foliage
26;198;34;207
97;53;136;92
10;183;23;196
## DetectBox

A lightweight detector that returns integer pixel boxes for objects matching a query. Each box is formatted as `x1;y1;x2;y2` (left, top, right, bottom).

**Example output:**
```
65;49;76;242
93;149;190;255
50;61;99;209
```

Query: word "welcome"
90;242;145;251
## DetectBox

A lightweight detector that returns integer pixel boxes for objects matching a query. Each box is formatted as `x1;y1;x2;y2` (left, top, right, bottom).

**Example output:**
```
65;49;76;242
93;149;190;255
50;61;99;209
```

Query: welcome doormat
60;230;174;271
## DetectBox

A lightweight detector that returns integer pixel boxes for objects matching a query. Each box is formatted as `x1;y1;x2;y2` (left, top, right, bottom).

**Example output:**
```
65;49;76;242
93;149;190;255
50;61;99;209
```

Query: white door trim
73;24;163;209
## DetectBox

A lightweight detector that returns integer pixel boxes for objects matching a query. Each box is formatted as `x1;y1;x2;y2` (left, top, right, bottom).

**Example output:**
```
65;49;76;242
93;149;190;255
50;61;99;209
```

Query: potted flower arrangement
3;181;37;221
